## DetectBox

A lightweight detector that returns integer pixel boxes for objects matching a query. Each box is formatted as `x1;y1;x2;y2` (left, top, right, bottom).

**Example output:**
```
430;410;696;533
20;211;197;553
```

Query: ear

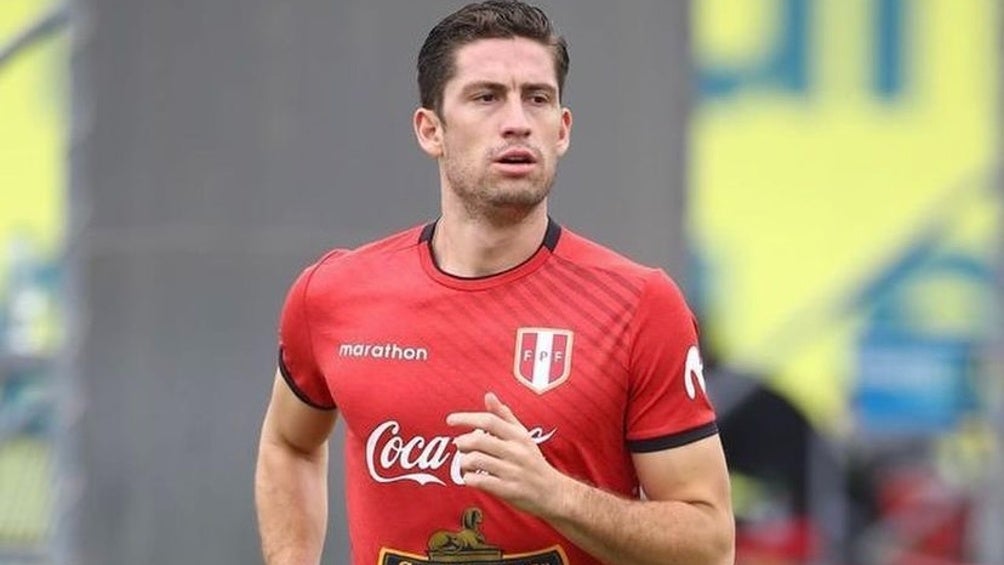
414;107;444;158
556;107;573;157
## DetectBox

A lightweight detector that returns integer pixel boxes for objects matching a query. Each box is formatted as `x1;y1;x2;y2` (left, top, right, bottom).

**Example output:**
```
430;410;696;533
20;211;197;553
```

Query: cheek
444;131;486;160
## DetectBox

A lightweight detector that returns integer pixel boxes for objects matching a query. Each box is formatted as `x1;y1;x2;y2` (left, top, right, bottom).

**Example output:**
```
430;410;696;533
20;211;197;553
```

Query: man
255;2;734;564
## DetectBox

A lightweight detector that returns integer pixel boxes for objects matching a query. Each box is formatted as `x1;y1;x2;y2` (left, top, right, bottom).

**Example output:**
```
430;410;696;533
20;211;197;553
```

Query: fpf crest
513;328;574;394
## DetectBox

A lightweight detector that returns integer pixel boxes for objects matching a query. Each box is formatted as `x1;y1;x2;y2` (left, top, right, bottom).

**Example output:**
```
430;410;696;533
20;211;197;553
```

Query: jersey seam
624;269;662;391
548;254;638;377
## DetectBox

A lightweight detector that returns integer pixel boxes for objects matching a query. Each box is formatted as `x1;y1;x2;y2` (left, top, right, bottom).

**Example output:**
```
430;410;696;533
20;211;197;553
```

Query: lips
492;147;539;176
494;147;538;165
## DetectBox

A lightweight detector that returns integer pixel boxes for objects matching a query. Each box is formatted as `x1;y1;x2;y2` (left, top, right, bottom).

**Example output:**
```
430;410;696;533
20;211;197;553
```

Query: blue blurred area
0;237;60;553
853;235;992;437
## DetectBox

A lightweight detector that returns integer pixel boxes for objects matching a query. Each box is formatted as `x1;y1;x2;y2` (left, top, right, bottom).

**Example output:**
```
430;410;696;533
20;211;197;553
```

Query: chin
487;187;549;208
448;172;554;215
460;188;547;222
494;175;552;200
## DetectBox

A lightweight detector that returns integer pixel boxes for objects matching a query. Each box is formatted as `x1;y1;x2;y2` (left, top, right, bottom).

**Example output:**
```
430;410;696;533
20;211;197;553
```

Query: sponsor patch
378;508;568;564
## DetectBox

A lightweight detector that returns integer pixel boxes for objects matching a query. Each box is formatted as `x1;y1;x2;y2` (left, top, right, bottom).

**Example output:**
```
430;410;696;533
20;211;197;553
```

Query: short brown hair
417;1;570;117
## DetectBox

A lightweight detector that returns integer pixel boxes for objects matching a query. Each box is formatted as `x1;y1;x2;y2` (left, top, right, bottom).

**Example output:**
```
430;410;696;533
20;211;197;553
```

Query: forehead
448;37;558;91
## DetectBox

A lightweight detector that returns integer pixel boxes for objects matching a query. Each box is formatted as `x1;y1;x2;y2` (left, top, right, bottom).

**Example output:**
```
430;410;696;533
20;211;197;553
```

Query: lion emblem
426;508;502;561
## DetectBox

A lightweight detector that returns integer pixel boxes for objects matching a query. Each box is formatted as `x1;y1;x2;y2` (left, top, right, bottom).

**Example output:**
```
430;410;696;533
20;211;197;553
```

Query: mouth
492;147;539;175
495;148;538;164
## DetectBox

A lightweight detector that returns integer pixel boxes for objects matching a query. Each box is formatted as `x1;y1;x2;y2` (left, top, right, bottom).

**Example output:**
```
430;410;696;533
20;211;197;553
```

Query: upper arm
261;370;338;455
626;271;716;449
633;434;732;514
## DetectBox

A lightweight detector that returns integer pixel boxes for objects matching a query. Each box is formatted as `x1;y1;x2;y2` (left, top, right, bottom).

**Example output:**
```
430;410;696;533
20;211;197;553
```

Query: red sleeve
277;260;337;410
625;270;717;452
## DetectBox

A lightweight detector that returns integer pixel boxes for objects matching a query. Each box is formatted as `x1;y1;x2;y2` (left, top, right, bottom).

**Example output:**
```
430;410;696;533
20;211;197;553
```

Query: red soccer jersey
278;219;718;565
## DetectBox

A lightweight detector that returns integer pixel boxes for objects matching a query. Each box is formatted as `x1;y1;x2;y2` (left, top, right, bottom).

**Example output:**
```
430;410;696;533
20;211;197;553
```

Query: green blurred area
0;438;51;547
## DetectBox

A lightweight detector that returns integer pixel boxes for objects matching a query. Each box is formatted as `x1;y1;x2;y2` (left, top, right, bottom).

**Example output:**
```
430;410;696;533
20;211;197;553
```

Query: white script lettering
365;420;555;486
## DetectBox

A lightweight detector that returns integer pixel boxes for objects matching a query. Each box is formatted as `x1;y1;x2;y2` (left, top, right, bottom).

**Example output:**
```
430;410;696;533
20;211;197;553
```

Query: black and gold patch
378;508;568;565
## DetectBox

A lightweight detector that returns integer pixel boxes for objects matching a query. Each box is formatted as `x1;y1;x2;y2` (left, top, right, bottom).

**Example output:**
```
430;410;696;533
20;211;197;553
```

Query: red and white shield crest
513;328;574;394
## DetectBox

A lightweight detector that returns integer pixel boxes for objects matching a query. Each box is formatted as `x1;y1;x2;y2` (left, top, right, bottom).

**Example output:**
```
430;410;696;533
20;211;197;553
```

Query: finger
457;451;499;477
446;412;518;439
453;428;508;455
460;467;505;492
445;412;498;430
456;452;520;502
484;392;525;429
457;450;508;477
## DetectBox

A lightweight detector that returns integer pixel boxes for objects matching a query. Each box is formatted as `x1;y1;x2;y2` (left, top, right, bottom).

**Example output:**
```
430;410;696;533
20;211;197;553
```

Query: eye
528;91;552;105
474;92;497;103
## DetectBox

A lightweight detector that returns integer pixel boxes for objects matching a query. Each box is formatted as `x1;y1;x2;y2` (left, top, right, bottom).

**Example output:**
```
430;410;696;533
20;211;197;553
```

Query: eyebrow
460;81;558;96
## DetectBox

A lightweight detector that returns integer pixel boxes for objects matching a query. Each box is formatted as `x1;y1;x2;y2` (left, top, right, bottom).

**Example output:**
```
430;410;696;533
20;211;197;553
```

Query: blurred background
0;0;1000;563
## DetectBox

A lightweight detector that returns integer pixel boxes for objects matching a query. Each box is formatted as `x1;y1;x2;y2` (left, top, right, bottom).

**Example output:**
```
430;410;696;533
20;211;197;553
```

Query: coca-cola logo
365;420;556;486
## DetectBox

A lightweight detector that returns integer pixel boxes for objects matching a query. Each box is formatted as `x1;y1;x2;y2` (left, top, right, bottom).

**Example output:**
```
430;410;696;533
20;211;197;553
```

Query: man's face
419;37;572;218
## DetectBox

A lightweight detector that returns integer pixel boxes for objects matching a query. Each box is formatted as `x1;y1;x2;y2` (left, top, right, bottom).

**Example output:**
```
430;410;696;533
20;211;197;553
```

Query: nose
500;99;532;139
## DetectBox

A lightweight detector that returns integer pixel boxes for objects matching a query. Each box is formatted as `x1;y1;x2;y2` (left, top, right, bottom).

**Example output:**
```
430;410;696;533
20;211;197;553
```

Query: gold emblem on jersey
378;507;568;564
426;507;500;561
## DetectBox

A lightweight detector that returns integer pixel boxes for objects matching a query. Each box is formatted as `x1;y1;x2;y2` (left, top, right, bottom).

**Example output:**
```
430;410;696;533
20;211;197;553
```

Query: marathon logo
338;341;429;361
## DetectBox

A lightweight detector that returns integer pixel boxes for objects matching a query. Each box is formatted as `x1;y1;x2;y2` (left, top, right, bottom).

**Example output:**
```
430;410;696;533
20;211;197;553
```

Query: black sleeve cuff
277;348;336;411
626;421;719;453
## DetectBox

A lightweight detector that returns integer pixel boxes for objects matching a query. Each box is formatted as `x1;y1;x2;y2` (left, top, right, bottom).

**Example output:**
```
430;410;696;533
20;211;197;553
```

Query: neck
431;205;549;277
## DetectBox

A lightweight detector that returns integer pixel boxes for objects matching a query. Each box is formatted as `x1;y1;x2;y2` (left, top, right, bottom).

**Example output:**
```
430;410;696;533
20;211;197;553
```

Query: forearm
255;439;330;565
545;476;734;565
449;395;735;563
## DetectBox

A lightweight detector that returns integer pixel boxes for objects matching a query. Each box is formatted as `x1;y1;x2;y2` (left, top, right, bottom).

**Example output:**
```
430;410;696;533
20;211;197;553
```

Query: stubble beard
443;151;556;223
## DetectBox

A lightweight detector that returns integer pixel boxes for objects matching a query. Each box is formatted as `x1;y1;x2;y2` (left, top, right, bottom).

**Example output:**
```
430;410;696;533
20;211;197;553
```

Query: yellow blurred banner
0;0;65;269
691;0;1000;432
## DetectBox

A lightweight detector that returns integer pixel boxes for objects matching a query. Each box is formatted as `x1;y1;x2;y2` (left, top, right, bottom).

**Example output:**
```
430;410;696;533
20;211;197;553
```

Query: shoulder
290;223;427;296
304;224;425;275
552;225;686;301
